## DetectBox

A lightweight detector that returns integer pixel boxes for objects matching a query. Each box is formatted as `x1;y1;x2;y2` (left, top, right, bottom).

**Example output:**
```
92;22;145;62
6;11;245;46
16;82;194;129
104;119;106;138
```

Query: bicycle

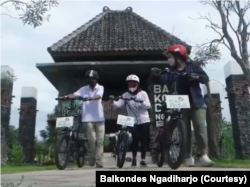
54;96;90;170
108;96;143;168
152;68;195;170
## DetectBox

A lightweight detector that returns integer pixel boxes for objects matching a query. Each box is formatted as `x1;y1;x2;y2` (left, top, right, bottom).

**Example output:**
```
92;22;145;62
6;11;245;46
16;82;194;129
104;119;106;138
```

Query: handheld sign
156;121;164;127
165;95;190;109
56;116;74;128
117;115;135;127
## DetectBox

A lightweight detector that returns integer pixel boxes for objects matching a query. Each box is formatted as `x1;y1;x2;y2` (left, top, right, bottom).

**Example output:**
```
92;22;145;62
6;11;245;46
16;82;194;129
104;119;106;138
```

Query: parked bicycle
108;96;142;168
152;68;196;169
54;96;90;170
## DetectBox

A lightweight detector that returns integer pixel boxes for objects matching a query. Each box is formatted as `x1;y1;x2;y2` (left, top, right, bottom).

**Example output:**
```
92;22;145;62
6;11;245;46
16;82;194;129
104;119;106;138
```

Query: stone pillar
203;81;224;157
224;61;250;159
18;87;37;163
1;66;15;164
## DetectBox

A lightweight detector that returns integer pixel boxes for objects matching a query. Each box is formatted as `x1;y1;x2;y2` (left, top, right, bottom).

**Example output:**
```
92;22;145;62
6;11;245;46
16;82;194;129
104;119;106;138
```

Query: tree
192;0;250;85
1;0;59;28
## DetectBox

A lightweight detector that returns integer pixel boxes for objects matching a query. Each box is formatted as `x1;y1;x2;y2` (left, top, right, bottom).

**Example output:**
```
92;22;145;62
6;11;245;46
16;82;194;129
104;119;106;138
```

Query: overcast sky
2;0;247;139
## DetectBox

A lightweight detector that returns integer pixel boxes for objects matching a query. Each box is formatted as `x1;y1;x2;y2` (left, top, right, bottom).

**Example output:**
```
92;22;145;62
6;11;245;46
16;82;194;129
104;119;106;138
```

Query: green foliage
222;118;235;159
1;71;17;87
1;0;59;28
9;144;24;165
9;125;19;149
103;136;109;148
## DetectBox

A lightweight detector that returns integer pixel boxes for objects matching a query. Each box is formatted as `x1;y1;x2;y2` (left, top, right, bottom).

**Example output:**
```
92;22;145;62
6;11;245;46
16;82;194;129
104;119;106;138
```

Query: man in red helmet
150;44;213;167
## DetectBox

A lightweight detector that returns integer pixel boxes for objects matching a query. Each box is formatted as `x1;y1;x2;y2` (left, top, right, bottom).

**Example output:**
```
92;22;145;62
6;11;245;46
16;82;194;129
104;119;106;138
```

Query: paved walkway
2;153;250;187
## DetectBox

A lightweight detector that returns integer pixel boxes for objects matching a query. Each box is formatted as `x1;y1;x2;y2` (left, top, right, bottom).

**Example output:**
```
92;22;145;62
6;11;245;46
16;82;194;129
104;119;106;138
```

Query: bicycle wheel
166;119;187;170
76;144;85;168
116;132;129;168
55;135;69;170
156;141;165;167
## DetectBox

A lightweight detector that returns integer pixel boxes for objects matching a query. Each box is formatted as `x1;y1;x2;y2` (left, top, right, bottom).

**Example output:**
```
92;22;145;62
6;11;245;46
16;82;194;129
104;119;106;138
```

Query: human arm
92;86;104;100
192;64;209;84
112;94;126;109
65;87;84;99
138;91;151;110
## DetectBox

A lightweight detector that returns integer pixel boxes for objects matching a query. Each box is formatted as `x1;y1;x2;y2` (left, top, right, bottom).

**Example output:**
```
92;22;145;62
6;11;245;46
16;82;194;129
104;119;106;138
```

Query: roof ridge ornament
126;7;132;12
103;6;110;12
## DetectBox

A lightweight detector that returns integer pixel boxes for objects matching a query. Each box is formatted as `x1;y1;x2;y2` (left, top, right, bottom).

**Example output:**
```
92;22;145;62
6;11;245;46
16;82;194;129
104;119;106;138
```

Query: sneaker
185;157;195;167
140;160;148;167
195;154;214;167
131;158;137;167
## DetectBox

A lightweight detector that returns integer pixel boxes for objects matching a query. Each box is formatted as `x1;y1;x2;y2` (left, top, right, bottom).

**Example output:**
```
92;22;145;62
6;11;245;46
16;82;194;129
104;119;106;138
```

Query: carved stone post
224;61;250;159
18;87;37;163
1;66;15;164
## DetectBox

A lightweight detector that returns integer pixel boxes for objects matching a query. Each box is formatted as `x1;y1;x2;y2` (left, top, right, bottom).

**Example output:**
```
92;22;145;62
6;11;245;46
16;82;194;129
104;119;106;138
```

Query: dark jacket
160;63;209;109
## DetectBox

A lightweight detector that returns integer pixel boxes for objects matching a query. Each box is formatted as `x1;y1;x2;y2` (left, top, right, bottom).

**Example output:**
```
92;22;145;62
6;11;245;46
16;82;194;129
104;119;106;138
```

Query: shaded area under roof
36;61;168;91
47;6;192;62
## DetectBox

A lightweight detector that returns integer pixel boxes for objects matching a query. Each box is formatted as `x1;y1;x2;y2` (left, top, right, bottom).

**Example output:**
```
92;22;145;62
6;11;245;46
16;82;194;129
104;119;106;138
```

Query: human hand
150;67;162;76
188;73;200;82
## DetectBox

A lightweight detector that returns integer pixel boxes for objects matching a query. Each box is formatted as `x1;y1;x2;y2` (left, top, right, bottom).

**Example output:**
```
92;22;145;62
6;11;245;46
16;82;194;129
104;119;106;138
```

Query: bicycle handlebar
108;95;143;103
55;96;93;101
154;68;199;77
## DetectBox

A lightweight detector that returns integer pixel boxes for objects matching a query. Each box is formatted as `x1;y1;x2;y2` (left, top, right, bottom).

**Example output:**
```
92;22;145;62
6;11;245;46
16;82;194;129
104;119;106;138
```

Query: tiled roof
47;6;191;55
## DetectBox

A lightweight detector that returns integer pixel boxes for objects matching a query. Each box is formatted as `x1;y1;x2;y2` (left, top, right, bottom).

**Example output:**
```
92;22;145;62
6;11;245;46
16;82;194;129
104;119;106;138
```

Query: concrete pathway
2;153;250;187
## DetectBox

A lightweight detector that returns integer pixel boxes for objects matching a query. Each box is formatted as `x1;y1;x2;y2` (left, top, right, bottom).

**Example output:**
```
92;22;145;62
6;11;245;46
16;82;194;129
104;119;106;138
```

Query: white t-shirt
113;90;151;125
74;84;105;123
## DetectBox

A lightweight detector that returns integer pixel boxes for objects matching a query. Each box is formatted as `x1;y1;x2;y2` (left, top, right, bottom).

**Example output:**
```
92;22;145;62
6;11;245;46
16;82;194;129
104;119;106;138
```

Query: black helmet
85;70;99;79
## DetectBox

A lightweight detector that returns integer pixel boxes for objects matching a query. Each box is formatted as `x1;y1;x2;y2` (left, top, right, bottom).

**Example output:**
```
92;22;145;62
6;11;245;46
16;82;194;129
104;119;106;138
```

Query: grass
213;159;250;168
1;165;56;175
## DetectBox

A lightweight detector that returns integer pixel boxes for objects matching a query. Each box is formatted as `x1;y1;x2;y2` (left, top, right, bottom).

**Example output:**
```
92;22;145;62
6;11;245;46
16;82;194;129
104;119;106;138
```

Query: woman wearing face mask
151;45;213;167
112;75;151;167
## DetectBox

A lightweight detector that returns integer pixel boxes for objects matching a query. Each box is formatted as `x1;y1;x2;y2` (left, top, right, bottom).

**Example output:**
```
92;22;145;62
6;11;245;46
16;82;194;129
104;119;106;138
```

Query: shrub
9;144;24;165
222;119;235;158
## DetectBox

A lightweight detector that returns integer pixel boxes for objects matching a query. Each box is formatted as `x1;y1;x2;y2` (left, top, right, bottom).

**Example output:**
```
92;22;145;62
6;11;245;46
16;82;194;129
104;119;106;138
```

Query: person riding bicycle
150;44;213;167
111;74;151;167
66;70;105;168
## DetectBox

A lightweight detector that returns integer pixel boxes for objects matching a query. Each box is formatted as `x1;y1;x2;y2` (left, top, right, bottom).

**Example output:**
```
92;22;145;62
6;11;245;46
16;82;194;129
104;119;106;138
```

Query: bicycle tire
76;144;85;168
166;119;187;170
116;132;129;168
55;135;70;170
156;141;165;167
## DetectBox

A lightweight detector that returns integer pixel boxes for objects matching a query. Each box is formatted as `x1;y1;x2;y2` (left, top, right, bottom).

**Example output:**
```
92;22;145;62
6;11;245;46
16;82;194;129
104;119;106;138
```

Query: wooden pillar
224;61;250;159
1;66;14;164
18;87;37;163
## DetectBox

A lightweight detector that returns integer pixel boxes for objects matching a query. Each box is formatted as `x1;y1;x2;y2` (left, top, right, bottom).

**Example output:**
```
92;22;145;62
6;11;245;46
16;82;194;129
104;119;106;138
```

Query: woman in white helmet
112;74;151;167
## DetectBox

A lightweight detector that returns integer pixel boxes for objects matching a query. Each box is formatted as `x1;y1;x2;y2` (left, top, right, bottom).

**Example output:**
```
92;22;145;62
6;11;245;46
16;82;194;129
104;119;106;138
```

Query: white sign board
156;121;164;127
117;115;135;127
165;95;190;109
56;116;74;128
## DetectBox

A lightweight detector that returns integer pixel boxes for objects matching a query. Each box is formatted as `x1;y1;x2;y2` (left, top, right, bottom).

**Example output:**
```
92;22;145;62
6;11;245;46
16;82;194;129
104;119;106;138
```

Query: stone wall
224;61;250;159
18;87;37;163
1;66;14;165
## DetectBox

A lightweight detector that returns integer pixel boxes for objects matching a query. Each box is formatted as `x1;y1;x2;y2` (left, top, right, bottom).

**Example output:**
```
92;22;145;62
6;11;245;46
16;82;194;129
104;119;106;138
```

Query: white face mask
167;58;175;66
129;87;137;92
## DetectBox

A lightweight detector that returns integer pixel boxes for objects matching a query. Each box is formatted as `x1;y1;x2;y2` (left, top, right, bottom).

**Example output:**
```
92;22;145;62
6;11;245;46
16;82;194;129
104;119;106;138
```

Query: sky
1;0;248;139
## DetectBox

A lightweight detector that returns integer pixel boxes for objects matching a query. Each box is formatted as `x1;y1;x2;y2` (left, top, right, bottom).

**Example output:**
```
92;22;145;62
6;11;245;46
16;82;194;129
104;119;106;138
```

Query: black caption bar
96;171;249;185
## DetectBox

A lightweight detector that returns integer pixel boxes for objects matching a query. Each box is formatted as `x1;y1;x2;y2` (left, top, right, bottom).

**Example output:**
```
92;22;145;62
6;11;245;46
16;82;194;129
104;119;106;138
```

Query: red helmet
168;45;188;61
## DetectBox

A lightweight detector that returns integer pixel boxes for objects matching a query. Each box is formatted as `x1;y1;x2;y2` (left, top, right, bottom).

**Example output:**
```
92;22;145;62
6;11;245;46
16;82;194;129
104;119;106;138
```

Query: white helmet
126;74;140;83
